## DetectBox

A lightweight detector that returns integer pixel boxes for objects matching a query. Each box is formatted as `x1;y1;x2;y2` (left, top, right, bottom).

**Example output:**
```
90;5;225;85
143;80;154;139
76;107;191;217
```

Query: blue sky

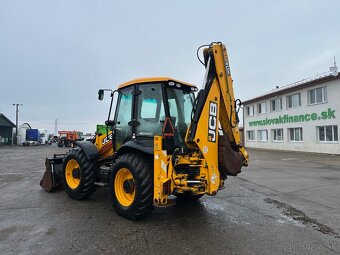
0;0;339;133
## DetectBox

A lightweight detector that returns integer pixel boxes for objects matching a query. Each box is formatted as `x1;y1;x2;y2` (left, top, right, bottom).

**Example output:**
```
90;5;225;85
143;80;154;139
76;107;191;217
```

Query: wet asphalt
0;145;339;254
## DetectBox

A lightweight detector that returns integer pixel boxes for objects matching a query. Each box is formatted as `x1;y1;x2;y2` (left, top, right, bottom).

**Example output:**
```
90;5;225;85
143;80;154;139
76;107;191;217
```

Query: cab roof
118;77;196;89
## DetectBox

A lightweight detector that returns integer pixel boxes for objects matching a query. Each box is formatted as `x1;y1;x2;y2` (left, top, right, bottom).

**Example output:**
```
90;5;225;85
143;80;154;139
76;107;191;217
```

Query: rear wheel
110;153;153;220
62;148;96;200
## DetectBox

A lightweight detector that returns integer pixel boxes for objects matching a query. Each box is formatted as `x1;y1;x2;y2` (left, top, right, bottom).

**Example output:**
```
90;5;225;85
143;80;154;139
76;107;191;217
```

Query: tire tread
111;152;153;220
62;148;96;200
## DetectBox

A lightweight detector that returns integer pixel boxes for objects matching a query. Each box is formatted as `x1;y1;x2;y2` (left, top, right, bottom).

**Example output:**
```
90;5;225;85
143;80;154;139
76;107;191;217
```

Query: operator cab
110;78;197;152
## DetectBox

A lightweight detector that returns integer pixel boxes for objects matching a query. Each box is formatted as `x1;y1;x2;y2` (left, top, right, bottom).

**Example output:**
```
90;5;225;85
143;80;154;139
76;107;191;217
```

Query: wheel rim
114;168;135;207
65;159;81;189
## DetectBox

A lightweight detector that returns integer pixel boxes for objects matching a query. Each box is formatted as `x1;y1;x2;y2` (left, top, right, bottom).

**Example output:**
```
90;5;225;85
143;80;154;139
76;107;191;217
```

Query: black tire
176;192;204;201
62;147;96;200
110;153;153;220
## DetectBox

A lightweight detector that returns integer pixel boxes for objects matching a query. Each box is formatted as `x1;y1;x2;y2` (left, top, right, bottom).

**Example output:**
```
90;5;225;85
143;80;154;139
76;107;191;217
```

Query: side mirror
98;89;104;100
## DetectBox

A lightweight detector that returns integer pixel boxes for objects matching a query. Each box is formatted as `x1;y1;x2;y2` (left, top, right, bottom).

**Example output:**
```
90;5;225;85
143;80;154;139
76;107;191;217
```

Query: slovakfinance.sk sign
249;108;336;127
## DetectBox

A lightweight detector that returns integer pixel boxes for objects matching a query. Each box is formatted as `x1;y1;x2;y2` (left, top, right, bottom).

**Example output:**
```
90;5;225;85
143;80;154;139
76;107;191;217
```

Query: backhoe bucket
218;135;244;176
40;154;65;192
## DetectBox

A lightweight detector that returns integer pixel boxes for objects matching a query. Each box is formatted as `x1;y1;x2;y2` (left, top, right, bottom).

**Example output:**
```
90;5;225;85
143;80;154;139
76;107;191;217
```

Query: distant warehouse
243;65;339;154
0;113;15;145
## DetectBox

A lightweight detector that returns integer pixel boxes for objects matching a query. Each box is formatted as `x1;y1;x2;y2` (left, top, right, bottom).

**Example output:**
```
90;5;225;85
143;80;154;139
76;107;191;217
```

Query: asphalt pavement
0;145;339;254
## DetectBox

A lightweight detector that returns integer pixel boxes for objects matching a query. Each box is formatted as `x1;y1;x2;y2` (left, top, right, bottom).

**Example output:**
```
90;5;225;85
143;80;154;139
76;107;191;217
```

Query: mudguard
74;141;99;161
115;139;153;159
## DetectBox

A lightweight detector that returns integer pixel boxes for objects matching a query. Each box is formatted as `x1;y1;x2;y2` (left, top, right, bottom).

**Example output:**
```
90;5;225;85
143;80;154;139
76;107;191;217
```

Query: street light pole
13;103;23;145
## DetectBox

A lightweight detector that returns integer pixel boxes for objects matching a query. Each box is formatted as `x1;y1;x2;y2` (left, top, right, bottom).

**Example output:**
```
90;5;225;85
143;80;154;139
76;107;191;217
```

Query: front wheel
110;153;153;220
62;148;96;200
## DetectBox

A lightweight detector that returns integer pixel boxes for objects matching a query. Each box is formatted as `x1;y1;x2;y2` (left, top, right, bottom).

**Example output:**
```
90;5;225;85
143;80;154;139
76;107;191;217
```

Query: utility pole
54;118;58;136
13;103;23;145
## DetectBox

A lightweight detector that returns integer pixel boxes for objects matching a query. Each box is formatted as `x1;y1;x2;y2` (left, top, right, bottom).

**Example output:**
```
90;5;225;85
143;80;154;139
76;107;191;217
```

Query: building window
258;130;268;141
246;105;254;116
272;129;283;142
258;102;267;114
308;87;327;105
270;97;282;111
287;93;301;108
289;127;303;142
247;130;255;141
317;125;338;142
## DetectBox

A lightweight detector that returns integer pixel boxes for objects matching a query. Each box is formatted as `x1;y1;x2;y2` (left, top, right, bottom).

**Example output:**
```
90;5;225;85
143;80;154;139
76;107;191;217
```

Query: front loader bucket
40;154;65;192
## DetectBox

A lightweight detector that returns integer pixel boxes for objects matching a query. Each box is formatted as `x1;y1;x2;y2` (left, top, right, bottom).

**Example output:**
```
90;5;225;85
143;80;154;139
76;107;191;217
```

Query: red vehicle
57;131;82;147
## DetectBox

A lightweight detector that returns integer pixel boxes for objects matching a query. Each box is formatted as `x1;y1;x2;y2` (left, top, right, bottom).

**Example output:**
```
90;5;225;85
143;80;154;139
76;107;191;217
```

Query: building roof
243;71;340;105
0;113;16;127
118;77;196;89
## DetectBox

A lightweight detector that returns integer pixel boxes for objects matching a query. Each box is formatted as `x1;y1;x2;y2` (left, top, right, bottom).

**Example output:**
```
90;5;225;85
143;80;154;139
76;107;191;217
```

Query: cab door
113;86;134;150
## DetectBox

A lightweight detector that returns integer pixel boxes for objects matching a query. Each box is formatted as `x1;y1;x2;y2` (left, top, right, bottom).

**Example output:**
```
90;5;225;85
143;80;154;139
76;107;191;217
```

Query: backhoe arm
186;42;248;180
210;43;248;166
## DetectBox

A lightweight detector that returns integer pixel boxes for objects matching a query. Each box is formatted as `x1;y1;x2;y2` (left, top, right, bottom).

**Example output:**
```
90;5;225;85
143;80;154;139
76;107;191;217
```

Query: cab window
136;84;164;136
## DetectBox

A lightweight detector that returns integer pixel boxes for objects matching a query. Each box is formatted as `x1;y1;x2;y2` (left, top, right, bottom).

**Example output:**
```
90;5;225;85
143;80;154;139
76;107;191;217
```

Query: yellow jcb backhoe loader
40;42;249;220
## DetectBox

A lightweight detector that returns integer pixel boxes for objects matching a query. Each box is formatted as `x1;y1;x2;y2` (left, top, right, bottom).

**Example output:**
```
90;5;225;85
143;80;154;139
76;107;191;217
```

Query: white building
17;123;31;145
243;67;339;155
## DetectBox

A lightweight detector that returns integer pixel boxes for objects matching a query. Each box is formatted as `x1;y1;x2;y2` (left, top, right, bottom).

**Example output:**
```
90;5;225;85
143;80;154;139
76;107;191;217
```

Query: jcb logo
225;59;231;76
208;102;217;142
102;133;112;145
